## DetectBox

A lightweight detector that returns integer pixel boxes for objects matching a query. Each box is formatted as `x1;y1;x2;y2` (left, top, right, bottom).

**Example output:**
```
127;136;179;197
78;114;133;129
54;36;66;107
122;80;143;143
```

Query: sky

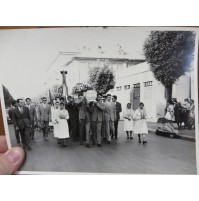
0;27;151;99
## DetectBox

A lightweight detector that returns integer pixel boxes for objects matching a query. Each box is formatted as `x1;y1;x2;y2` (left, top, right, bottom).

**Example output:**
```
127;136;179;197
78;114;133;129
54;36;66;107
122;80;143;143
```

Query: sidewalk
147;121;195;142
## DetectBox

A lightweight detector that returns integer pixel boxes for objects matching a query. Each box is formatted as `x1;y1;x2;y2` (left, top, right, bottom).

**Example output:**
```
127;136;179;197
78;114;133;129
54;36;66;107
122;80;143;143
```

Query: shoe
143;141;147;144
86;144;91;148
45;137;49;141
130;137;133;140
61;144;67;147
111;136;114;139
138;140;141;143
108;141;111;144
97;144;102;147
127;137;129;139
103;138;107;142
27;145;32;151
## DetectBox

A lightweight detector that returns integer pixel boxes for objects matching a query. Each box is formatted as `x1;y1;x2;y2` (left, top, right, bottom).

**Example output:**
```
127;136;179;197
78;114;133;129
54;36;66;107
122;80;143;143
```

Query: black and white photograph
0;27;198;174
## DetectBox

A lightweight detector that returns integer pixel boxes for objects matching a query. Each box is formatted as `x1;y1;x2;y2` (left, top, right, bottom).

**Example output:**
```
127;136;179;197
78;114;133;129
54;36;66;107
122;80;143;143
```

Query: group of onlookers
165;98;195;129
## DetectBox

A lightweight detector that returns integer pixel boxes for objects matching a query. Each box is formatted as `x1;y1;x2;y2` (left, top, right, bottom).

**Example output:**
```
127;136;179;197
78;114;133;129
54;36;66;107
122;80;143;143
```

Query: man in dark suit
12;99;32;150
90;93;105;147
9;100;21;144
112;95;122;139
77;94;91;146
104;94;117;144
26;98;37;140
38;97;51;141
66;96;79;141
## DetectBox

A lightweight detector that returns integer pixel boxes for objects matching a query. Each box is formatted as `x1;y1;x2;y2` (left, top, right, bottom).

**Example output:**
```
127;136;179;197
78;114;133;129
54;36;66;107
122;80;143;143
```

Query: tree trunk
165;85;172;101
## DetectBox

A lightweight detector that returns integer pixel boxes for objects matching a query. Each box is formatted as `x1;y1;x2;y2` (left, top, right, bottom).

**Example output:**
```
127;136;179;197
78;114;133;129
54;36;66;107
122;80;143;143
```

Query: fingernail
5;148;22;164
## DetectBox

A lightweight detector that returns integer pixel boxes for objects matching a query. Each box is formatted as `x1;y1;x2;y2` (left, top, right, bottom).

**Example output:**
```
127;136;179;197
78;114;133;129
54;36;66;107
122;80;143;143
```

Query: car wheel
169;133;176;138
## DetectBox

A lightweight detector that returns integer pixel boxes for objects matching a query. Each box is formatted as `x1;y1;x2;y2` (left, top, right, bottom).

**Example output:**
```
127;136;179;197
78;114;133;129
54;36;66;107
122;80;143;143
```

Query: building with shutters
62;56;194;121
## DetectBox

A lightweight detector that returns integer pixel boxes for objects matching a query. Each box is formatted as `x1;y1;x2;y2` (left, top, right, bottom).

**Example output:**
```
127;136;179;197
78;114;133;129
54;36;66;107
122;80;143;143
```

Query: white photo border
0;26;198;175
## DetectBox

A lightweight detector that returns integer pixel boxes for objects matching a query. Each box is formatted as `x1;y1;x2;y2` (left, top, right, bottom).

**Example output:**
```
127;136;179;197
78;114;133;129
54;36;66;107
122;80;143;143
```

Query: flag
49;90;53;104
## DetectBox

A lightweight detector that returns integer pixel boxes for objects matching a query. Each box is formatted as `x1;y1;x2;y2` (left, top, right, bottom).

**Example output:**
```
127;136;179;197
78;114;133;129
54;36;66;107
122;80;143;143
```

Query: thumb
0;147;25;175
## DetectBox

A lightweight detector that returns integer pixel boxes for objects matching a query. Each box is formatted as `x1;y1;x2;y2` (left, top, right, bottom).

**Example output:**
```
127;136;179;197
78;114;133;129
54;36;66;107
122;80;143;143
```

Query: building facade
63;57;194;121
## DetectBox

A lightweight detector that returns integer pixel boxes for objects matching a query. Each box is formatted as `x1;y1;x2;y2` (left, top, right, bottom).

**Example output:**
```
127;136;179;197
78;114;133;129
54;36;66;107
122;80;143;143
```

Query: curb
148;129;195;142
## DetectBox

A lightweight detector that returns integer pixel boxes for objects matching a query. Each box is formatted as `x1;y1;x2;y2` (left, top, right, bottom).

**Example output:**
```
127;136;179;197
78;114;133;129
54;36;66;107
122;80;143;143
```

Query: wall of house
63;59;193;122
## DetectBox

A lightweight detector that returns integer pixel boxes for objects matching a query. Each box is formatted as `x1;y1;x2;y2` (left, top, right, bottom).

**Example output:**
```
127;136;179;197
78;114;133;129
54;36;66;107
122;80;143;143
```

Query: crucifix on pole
60;70;68;101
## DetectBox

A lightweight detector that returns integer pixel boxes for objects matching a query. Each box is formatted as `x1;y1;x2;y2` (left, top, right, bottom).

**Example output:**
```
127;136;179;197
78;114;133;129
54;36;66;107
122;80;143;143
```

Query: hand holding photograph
0;27;198;174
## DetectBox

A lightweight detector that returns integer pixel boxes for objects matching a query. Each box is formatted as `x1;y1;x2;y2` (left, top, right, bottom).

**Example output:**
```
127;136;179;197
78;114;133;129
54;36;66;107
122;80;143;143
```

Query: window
144;81;153;87
116;86;122;91
124;85;130;90
133;83;140;88
109;89;114;92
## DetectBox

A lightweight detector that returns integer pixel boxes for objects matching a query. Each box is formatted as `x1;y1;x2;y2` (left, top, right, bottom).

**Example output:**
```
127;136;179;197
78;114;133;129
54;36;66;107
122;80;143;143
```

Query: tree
143;31;195;100
88;65;115;94
3;85;14;107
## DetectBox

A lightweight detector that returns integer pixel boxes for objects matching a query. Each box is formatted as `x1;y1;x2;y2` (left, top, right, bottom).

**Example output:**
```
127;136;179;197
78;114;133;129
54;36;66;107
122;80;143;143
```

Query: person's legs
72;119;78;141
25;127;32;150
126;131;129;139
130;131;133;139
19;128;27;149
105;121;111;143
138;134;141;143
79;119;85;145
14;128;20;143
114;120;119;139
110;120;115;139
67;119;72;137
91;121;97;145
85;120;91;147
142;134;147;144
44;121;49;140
41;121;46;139
30;121;35;140
101;121;106;141
96;121;102;146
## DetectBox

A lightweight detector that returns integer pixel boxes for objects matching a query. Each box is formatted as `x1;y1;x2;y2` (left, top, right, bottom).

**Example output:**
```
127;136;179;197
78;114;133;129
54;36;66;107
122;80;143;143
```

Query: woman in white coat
56;102;70;147
123;103;134;139
134;102;148;144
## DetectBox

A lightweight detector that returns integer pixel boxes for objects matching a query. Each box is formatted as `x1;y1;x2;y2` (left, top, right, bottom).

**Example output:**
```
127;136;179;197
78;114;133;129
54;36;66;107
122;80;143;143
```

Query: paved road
8;122;197;174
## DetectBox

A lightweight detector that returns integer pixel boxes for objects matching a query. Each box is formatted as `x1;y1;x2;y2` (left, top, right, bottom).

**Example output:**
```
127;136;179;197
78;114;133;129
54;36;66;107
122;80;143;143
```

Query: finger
0;147;25;175
0;136;8;153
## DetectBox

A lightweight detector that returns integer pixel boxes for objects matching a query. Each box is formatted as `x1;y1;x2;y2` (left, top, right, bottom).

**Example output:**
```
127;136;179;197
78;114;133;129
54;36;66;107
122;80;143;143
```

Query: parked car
6;109;12;124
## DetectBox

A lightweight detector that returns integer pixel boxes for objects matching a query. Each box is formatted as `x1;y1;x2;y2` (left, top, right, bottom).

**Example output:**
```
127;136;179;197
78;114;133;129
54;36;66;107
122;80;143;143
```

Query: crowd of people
8;93;149;151
165;98;195;130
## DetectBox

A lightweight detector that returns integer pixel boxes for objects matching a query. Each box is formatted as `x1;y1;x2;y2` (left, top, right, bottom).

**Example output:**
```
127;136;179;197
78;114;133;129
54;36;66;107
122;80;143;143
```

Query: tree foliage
88;65;115;94
143;31;195;88
3;85;14;107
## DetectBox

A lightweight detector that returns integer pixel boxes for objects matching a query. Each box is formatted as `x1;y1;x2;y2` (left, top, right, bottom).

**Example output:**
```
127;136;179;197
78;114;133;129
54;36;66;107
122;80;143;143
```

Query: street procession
8;73;195;151
1;27;197;174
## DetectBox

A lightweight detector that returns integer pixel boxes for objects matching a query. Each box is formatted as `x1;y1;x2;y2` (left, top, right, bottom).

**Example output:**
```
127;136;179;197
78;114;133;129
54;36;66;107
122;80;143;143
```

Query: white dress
51;107;60;138
134;108;148;134
123;109;134;131
52;109;70;139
